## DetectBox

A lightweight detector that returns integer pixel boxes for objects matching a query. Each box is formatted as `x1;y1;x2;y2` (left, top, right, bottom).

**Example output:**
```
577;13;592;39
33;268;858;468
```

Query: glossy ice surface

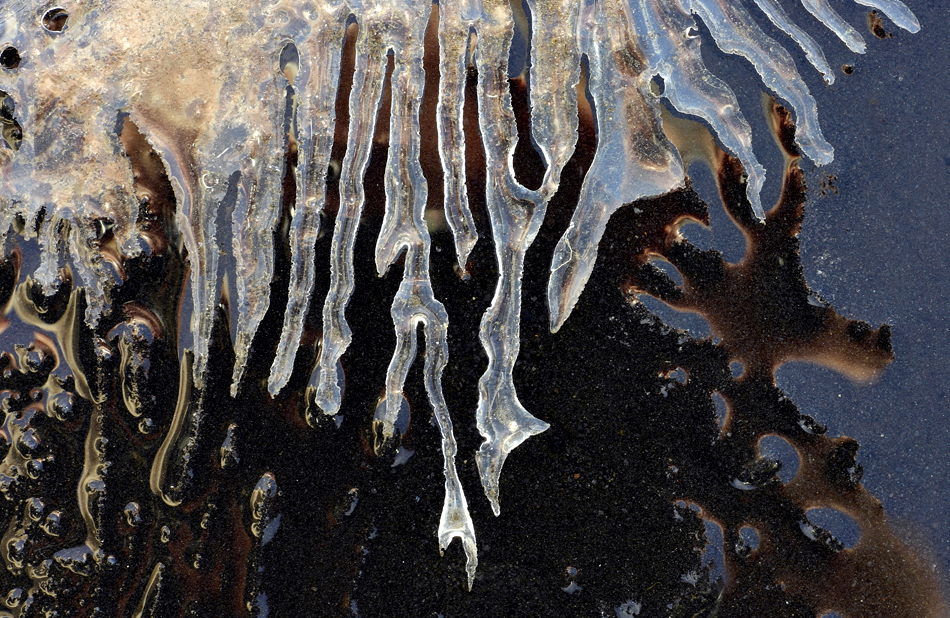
0;0;926;595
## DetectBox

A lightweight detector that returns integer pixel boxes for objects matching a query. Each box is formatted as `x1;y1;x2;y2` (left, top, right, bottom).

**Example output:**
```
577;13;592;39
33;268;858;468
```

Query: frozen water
0;0;919;586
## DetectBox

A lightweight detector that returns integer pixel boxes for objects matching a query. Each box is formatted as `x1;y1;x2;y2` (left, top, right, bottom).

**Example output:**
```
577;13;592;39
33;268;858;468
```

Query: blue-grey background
790;0;950;576
645;0;950;578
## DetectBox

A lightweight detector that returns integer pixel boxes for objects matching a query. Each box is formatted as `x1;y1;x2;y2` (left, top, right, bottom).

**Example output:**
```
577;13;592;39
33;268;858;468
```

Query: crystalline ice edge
268;5;349;396
370;1;479;589
0;0;920;586
751;0;835;85
800;0;868;53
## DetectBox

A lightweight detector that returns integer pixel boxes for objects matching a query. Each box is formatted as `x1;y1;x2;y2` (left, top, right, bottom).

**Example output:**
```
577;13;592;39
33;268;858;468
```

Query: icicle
269;7;349;397
372;1;478;587
751;0;835;84
454;0;587;515
853;0;921;33
800;0;866;53
630;0;766;216
525;0;582;202
157;135;224;390
312;2;392;417
547;0;685;333
231;24;295;395
65;215;114;324
436;0;551;516
231;148;284;396
34;215;64;298
686;0;834;166
436;7;479;274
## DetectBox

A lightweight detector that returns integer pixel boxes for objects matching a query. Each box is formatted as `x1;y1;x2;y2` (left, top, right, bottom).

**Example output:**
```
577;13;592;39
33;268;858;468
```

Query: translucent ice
0;0;920;587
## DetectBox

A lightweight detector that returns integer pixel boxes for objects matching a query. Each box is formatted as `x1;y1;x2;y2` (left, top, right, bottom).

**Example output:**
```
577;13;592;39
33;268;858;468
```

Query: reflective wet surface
1;1;949;616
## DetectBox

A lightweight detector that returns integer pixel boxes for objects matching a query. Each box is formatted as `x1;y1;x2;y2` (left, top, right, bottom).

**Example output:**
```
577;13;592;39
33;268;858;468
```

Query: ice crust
0;0;919;587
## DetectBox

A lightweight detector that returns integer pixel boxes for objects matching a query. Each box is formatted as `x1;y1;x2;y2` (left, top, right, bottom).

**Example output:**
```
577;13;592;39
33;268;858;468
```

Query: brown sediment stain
778;433;944;617
616;99;946;616
868;11;893;40
626;100;893;383
709;377;946;617
819;173;839;196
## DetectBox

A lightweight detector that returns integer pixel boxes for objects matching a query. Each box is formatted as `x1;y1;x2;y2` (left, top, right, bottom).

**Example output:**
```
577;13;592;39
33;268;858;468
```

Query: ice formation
0;0;920;587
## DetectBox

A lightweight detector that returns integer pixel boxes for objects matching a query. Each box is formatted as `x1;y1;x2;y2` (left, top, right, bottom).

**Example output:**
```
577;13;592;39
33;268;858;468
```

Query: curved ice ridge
0;0;919;586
